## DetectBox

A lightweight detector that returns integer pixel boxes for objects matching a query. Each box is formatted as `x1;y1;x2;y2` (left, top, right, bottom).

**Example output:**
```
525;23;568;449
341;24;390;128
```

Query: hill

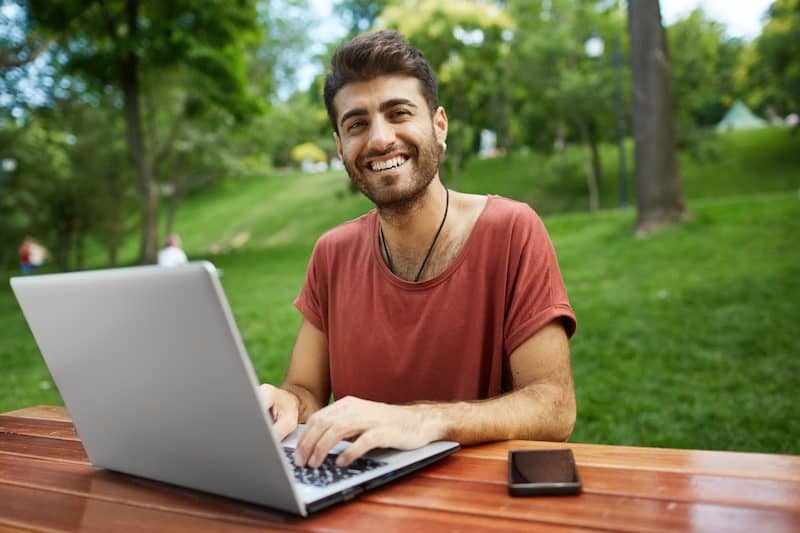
1;128;798;453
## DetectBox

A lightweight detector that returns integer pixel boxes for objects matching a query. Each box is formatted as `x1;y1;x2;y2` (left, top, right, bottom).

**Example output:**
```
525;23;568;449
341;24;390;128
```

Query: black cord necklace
380;185;449;282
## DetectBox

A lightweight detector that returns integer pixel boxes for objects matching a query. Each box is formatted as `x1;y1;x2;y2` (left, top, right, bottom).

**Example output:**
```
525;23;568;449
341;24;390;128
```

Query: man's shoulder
483;195;541;225
315;210;375;250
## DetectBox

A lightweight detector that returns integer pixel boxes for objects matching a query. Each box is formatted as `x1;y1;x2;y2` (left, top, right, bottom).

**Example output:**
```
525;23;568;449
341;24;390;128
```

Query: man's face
333;75;448;210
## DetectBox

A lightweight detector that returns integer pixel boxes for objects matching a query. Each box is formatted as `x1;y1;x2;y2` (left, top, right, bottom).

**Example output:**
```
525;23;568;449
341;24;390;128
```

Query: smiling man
260;30;577;468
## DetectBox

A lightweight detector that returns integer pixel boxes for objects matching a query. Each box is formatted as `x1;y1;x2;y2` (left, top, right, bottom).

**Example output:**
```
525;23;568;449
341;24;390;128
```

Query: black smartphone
508;449;582;496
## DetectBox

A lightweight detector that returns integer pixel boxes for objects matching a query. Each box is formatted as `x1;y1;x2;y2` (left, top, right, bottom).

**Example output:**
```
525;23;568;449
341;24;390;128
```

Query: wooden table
1;406;798;532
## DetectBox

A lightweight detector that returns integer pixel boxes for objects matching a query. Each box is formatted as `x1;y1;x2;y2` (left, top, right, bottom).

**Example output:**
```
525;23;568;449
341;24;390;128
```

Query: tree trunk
628;0;687;235
588;118;603;187
121;0;158;263
578;119;600;212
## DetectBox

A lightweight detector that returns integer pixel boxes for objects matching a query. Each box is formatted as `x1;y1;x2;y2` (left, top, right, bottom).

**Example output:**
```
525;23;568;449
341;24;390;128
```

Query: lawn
1;128;798;454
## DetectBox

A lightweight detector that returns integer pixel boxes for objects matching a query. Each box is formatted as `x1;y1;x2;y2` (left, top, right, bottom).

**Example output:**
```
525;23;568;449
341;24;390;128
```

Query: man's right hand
259;384;300;441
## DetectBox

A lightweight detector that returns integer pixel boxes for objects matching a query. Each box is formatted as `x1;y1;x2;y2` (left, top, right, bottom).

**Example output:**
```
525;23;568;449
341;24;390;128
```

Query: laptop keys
283;447;387;487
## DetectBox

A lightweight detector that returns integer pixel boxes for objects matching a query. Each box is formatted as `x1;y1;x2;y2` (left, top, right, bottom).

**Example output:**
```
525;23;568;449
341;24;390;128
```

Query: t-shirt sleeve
294;240;327;332
503;207;577;356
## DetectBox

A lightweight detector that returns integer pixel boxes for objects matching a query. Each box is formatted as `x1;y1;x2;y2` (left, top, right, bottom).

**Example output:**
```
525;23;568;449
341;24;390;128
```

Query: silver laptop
10;262;459;516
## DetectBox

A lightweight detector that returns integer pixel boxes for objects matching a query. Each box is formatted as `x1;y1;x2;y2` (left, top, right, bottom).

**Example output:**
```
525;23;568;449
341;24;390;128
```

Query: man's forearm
282;382;326;423
414;382;576;445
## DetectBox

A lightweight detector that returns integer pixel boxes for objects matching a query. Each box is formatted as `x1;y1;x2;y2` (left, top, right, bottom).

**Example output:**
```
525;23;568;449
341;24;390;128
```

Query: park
1;0;798;529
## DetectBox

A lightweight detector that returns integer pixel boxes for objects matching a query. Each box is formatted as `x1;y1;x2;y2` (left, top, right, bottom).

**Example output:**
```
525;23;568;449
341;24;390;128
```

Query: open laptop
10;262;459;516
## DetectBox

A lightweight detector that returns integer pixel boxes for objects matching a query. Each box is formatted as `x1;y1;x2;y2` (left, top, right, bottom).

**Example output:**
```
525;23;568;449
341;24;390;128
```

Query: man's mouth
369;155;409;172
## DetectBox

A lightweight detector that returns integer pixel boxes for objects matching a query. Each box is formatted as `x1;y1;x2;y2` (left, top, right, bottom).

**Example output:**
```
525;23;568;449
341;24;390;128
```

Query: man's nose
367;117;396;152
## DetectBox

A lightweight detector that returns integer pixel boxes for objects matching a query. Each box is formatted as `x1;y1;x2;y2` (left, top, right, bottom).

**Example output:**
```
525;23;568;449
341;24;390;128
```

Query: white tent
716;101;768;132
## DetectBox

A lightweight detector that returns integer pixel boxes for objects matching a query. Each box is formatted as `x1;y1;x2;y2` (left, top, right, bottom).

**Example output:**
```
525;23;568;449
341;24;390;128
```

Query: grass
1;128;798;454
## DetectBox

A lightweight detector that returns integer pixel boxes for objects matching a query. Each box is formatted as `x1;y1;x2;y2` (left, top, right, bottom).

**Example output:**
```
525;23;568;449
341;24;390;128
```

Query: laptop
10;262;459;516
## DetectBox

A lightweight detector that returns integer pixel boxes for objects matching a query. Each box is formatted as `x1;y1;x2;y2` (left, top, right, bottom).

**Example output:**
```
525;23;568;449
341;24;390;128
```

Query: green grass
457;126;800;215
1;128;798;454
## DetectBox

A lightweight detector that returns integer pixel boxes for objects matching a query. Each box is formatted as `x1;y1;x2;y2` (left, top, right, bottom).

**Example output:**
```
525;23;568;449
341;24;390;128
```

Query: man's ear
334;131;343;160
434;106;448;146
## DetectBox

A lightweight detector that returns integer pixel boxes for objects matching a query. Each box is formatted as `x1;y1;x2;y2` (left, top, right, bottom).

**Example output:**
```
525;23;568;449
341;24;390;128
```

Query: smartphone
508;449;582;496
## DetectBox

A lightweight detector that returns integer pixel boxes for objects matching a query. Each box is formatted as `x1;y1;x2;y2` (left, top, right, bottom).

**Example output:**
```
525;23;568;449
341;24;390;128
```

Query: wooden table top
1;405;798;532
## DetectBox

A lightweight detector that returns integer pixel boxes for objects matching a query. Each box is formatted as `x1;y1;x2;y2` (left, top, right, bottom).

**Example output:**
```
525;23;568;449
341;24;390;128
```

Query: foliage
23;0;262;263
736;0;800;118
0;99;135;269
666;9;744;156
290;142;327;164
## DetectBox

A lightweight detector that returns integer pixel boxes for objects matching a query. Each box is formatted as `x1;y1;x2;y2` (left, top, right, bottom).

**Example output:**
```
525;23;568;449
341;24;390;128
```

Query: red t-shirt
294;195;576;404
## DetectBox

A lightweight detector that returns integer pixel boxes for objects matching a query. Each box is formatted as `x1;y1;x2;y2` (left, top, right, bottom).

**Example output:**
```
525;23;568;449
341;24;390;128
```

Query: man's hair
324;30;438;133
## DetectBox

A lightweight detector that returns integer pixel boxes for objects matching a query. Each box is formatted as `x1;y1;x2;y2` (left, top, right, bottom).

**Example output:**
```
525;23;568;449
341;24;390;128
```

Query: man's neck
377;176;448;254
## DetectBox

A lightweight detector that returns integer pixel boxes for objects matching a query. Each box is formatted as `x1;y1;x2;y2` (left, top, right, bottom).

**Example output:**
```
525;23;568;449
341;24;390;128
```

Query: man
157;234;188;267
261;30;577;469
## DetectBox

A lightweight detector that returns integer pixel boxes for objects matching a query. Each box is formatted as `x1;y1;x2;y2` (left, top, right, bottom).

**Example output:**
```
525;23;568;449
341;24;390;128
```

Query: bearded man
261;30;577;469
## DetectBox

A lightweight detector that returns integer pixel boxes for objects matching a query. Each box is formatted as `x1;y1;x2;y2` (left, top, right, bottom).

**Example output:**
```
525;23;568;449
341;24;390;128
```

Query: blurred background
1;0;798;454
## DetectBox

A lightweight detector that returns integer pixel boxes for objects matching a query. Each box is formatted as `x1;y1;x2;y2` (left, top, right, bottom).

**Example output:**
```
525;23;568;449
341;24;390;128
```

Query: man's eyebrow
379;98;417;112
339;99;418;127
340;107;367;127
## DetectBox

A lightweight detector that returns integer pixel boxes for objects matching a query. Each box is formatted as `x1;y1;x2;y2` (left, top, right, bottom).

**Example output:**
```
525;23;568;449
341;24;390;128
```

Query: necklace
380;185;449;282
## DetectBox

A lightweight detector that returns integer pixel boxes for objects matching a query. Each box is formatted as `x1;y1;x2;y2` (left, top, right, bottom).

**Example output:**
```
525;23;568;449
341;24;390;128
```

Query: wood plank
0;415;78;440
1;406;69;422
0;473;587;532
362;476;800;533
2;440;797;532
419;455;800;512
0;434;88;464
4;417;800;512
462;440;800;482
0;483;292;532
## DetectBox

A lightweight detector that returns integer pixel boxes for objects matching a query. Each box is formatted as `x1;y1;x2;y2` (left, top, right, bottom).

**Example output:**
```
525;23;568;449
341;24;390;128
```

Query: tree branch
0;37;55;70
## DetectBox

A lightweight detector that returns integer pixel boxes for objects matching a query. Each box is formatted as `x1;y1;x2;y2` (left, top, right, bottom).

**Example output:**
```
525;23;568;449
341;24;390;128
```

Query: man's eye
347;120;366;132
390;110;410;119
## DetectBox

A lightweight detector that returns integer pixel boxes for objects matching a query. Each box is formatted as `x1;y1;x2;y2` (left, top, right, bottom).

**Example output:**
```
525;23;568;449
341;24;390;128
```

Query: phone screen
509;449;578;484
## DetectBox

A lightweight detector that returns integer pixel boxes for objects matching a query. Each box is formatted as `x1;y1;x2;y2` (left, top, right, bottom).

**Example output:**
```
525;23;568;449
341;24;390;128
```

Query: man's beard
343;131;443;213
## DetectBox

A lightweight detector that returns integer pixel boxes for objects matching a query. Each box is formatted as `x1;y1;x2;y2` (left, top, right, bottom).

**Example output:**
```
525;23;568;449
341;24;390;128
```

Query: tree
0;99;135;270
628;0;687;235
27;1;261;263
505;0;626;211
736;0;800;120
335;0;394;38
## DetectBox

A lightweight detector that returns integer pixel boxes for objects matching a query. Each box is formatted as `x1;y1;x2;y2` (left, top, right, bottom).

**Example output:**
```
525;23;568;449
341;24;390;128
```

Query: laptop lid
11;262;306;515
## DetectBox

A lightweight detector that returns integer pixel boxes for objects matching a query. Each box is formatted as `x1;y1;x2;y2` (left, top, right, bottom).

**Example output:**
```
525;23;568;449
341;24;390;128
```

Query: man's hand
293;396;444;468
259;384;300;441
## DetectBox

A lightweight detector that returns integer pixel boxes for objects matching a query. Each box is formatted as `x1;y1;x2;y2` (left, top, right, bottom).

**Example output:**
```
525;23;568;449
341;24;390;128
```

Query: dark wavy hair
323;30;438;133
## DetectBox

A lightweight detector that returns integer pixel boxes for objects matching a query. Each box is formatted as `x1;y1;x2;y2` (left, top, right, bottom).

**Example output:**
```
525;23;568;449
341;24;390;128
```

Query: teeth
371;156;406;171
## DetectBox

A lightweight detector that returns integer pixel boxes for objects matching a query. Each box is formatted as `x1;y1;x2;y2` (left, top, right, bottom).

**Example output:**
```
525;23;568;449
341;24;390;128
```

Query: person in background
19;236;47;275
157;234;188;267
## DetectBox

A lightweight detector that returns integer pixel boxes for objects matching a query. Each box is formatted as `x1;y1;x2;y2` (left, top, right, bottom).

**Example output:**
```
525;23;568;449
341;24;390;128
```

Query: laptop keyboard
283;447;387;487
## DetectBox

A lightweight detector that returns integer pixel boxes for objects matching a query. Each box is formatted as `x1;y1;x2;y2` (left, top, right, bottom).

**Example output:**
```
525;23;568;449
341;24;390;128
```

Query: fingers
294;409;350;468
335;430;384;467
295;400;363;468
258;384;298;442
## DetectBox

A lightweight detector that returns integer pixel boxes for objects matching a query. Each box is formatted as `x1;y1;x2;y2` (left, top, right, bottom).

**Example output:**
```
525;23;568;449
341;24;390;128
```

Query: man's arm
293;320;575;468
259;319;330;439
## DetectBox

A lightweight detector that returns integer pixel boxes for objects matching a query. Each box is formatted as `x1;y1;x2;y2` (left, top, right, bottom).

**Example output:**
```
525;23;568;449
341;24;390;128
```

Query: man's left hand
292;396;443;468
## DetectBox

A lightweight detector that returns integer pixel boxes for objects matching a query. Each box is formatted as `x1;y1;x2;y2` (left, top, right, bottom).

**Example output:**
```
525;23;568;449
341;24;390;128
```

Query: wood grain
1;405;69;422
2;407;799;532
362;476;800;533
420;455;800;512
462;440;800;481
